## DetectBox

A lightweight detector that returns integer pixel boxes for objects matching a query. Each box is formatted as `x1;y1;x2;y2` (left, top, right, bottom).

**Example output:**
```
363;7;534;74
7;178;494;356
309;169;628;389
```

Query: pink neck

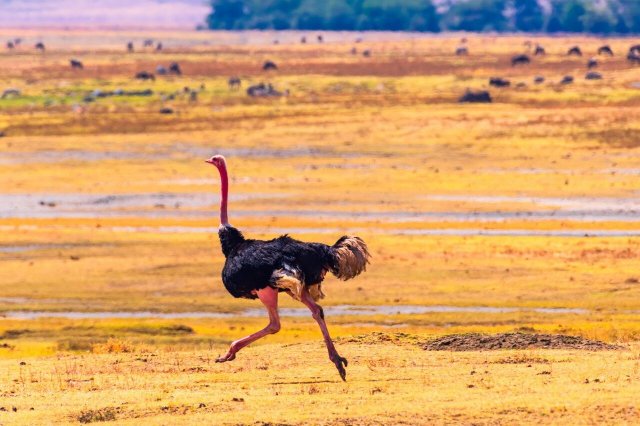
217;161;229;225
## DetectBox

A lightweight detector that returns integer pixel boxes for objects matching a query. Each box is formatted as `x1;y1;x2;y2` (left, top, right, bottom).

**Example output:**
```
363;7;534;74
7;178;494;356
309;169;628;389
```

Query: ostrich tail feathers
330;236;370;280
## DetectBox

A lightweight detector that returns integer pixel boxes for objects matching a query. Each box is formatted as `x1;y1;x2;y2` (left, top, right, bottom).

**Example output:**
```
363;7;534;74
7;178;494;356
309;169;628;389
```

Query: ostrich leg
300;288;348;381
216;286;280;362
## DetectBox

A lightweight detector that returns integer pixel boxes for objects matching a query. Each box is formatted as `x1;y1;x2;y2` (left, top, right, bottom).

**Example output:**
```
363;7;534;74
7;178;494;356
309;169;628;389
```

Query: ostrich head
205;155;226;169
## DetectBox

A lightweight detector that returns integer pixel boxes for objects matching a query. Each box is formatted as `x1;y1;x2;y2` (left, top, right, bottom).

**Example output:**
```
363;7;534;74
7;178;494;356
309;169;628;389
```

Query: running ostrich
206;155;370;380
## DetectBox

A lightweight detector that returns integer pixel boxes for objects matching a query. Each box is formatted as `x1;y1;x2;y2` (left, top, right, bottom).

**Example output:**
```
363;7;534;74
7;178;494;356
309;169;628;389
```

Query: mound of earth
422;332;623;351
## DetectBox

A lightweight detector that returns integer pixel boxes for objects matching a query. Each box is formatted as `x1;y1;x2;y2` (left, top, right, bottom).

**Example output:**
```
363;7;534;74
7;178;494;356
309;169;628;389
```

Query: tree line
206;0;640;34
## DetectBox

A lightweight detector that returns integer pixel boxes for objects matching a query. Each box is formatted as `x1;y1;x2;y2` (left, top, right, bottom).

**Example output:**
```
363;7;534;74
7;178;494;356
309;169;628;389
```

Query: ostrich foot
330;354;348;381
215;352;236;363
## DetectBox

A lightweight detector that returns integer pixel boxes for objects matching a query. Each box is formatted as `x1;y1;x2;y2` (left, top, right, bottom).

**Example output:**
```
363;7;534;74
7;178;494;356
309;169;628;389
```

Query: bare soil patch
422;332;624;351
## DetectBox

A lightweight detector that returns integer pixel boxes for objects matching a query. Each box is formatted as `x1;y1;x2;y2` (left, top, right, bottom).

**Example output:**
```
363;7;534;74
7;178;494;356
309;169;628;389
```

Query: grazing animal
598;45;613;56
628;51;640;64
159;107;174;114
1;88;21;99
317;34;323;43
228;76;241;90
70;59;83;69
169;62;182;75
350;47;357;55
143;39;154;47
362;49;371;57
459;89;491;103
13;38;21;46
630;44;640;55
127;42;134;52
534;76;545;84
246;83;286;97
568;46;582;56
489;77;510;88
511;54;530;66
6;41;14;49
455;46;468;56
587;58;598;69
585;71;602;80
35;42;45;51
301;36;307;44
135;71;155;81
534;45;545;56
156;65;168;75
206;156;370;381
156;42;163;51
263;60;278;71
560;75;574;85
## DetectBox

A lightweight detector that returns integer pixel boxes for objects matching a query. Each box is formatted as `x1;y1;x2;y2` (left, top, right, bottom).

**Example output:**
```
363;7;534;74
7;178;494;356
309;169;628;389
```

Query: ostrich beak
205;159;214;164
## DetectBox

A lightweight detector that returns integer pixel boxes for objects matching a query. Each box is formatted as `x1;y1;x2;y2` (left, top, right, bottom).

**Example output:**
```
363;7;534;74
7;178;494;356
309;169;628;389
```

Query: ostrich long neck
217;161;229;226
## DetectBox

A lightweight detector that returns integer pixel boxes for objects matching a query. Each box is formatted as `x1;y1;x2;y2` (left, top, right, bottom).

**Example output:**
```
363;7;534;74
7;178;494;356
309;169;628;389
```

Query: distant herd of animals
4;36;640;108
459;41;640;104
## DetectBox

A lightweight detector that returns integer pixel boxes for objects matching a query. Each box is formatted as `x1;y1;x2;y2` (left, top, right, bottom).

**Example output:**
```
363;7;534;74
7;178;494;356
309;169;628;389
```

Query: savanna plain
1;30;640;424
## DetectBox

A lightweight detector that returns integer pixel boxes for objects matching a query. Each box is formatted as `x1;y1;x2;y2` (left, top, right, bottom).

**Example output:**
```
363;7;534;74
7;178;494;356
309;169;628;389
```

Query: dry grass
1;31;640;424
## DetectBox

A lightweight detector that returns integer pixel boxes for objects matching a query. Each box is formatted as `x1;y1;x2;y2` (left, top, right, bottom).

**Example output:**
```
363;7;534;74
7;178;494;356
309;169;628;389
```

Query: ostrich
206;155;370;381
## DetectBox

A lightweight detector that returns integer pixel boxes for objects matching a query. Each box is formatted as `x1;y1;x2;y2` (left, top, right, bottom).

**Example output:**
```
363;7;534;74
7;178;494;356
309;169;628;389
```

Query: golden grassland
1;31;640;423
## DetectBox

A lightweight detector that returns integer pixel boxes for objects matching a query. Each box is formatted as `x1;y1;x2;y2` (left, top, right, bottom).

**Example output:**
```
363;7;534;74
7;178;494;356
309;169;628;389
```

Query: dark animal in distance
455;46;468;56
228;76;241;90
127;42;134;52
169;62;182;75
35;42;45;51
156;42;163;51
246;83;286;97
317;35;323;43
511;54;530;66
561;75;574;85
587;58;598;69
1;88;21;99
534;45;545;56
206;156;370;381
70;59;83;69
350;47;357;55
534;76;545;84
156;65;168;75
362;49;371;57
628;51;640;64
159;107;173;114
628;45;640;63
143;39;154;47
585;71;602;80
489;77;510;88
263;60;278;71
598;45;613;56
135;71;155;81
6;41;14;49
568;46;582;56
300;36;306;44
459;89;491;103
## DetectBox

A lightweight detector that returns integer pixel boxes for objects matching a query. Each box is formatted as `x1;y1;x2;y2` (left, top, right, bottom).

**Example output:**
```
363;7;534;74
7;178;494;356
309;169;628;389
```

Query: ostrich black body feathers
218;225;370;300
